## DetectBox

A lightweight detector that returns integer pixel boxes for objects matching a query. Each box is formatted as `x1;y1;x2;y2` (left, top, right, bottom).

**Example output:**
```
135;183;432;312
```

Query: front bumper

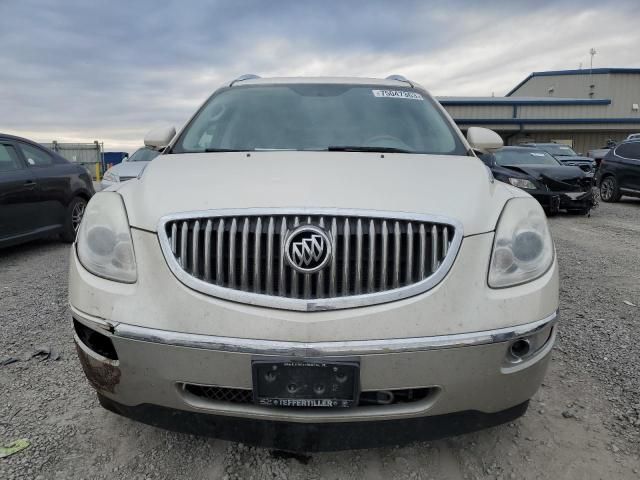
73;307;556;449
530;188;594;213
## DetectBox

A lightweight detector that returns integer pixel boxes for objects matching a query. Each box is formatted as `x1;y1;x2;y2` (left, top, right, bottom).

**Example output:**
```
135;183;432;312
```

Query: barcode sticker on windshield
372;90;424;100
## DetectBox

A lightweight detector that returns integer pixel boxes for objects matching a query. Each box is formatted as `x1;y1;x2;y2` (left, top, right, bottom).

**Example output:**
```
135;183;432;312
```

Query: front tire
61;197;87;242
599;176;621;203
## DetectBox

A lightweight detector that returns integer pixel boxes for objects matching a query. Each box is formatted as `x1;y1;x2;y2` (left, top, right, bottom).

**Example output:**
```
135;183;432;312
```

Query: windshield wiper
327;145;414;153
204;148;254;152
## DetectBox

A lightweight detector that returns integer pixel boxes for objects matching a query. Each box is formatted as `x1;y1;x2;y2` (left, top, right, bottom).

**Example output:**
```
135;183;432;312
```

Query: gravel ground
1;198;640;479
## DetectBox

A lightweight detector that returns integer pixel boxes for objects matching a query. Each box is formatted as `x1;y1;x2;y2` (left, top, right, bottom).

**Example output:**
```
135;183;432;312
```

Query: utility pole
589;48;597;97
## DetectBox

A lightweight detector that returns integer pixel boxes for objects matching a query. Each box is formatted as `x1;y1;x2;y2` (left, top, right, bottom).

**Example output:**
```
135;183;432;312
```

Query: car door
16;141;69;231
612;142;640;192
0;141;41;242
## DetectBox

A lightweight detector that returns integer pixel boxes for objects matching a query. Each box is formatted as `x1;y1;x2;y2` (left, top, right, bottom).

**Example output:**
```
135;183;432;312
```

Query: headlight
489;197;554;288
102;170;119;182
508;177;536;190
76;192;137;283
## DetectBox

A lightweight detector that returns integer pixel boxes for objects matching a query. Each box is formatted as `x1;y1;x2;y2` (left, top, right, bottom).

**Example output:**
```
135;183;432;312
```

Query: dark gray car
521;143;596;173
0;133;94;247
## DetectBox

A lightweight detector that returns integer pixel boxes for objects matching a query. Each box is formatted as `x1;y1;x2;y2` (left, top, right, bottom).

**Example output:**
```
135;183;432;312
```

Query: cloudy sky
1;0;639;152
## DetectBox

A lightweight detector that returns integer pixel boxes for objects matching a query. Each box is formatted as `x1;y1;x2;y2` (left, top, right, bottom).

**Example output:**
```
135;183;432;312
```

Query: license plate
252;359;360;408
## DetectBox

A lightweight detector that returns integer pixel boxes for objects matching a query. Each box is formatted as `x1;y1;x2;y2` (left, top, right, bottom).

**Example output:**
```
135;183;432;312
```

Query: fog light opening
509;338;531;359
73;319;118;360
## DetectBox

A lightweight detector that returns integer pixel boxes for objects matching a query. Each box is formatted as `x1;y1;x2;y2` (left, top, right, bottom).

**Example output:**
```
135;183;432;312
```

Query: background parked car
596;139;640;202
587;139;617;167
521;142;596;173
0;133;94;247
101;147;159;189
479;146;595;215
625;133;640;141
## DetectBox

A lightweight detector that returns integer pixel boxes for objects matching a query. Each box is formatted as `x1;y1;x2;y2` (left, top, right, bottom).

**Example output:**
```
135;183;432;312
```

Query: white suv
69;75;558;451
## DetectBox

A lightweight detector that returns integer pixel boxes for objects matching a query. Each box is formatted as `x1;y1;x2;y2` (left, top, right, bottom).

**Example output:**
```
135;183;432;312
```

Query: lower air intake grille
182;383;434;407
183;384;254;404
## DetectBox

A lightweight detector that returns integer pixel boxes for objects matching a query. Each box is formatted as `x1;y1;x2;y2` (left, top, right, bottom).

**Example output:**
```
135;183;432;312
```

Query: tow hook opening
509;338;531;359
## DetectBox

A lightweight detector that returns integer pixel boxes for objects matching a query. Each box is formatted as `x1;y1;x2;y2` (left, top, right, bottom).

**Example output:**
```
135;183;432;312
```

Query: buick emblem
284;225;332;274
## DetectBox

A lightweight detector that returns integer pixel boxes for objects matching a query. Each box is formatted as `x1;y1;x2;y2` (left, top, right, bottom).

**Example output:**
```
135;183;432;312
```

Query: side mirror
466;127;503;153
144;126;176;150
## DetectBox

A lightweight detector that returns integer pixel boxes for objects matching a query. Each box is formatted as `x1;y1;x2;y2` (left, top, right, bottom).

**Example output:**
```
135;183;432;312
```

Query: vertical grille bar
431;225;439;273
367;219;375;292
204;220;213;281
278;217;286;295
316;217;325;297
355;219;363;295
266;217;274;295
253;217;262;292
291;217;300;298
241;218;249;290
342;218;351;295
228;218;237;288
180;221;188;270
171;223;177;255
405;222;413;284
216;219;224;283
442;226;449;258
303;216;312;299
192;220;200;277
380;220;388;290
392;221;401;288
329;218;338;297
419;224;426;280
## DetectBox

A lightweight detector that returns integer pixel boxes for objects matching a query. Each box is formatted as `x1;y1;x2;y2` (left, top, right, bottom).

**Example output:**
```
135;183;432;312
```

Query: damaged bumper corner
74;333;121;394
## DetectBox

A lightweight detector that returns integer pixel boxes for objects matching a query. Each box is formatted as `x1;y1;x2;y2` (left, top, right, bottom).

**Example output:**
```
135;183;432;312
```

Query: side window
0;144;23;172
19;142;54;167
615;142;640;161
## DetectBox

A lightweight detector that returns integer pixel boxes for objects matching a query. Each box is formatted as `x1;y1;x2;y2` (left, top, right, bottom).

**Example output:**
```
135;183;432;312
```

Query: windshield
538;144;577;156
128;148;160;162
494;149;561;166
173;84;466;155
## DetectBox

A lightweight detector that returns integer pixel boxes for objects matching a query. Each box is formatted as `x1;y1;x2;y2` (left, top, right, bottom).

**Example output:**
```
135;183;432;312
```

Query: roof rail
230;74;261;86
386;74;413;87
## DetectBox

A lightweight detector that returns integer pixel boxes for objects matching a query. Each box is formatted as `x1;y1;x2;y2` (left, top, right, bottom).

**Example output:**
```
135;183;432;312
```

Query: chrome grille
158;209;462;311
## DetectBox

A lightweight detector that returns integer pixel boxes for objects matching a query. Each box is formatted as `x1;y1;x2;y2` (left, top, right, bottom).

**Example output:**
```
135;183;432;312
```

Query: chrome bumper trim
107;310;558;357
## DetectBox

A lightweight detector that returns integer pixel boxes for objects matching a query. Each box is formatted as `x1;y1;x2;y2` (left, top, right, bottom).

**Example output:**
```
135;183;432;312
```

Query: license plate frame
252;358;360;408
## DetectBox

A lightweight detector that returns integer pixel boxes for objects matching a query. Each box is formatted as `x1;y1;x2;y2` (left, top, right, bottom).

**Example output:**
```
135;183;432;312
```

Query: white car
100;147;159;189
70;75;558;451
626;133;640;141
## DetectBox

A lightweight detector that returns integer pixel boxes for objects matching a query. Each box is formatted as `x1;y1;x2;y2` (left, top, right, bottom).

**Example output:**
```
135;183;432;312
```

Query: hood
120;152;521;236
555;155;594;164
502;164;585;180
110;161;150;179
501;164;590;191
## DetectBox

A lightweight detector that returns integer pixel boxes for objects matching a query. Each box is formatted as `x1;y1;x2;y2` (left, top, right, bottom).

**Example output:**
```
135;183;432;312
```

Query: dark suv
0;133;94;247
597;140;640;202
